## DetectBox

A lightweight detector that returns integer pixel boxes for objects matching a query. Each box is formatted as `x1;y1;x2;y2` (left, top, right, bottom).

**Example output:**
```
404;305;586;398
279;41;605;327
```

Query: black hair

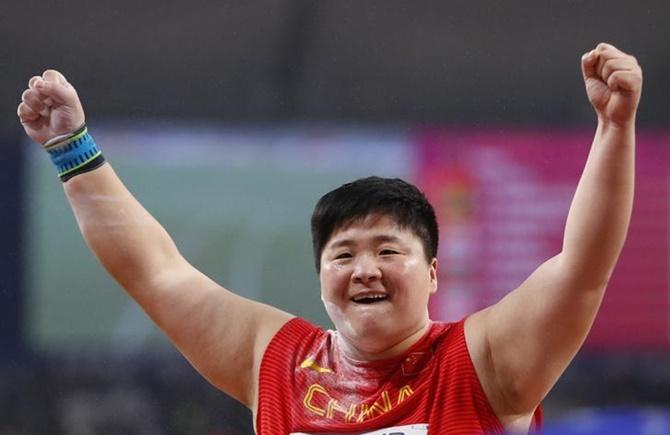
310;176;439;272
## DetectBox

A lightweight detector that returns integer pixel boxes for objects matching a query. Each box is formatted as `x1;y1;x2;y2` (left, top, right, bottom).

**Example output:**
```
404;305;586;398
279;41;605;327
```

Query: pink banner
416;128;670;350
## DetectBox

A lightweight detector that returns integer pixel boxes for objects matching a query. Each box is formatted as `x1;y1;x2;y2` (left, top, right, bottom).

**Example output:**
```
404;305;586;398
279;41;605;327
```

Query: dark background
3;1;669;130
2;1;669;433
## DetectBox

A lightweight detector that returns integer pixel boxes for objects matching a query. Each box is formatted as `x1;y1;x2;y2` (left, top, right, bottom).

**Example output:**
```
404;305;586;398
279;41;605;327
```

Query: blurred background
2;1;670;433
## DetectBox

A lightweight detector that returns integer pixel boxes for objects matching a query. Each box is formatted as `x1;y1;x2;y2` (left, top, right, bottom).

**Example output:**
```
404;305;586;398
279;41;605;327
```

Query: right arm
18;70;294;409
65;164;294;408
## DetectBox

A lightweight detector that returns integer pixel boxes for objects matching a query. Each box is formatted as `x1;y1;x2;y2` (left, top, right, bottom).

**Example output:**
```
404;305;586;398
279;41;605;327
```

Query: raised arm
465;43;643;428
17;70;293;409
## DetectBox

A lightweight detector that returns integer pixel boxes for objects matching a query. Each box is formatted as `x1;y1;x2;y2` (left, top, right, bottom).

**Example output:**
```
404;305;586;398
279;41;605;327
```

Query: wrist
43;123;86;148
596;115;636;133
44;124;106;182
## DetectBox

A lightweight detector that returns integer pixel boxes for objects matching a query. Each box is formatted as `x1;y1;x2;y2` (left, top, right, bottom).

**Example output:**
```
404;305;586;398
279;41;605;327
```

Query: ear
429;258;438;294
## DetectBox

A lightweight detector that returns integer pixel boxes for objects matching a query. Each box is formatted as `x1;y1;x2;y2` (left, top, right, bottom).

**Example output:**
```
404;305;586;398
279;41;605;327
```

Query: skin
17;42;641;433
319;214;437;361
466;43;641;431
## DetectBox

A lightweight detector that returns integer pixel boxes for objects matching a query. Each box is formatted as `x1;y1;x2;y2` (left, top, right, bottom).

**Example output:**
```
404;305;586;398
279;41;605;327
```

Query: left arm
466;43;643;424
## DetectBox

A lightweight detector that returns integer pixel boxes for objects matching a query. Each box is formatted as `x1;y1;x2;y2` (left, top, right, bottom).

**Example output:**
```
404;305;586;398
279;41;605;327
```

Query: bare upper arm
465;253;607;419
133;257;294;408
63;167;294;407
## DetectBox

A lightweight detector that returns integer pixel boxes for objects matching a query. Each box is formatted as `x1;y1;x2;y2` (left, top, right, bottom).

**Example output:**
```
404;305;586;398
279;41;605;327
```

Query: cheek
321;297;342;319
389;259;433;299
385;258;421;284
320;265;350;299
401;256;422;274
322;297;364;340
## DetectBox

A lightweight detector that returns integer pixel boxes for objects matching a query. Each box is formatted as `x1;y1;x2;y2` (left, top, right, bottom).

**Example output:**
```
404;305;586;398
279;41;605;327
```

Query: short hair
310;176;439;272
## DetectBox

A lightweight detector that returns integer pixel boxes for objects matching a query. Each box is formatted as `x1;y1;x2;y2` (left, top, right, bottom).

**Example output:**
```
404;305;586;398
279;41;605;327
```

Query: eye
334;252;353;260
379;249;399;256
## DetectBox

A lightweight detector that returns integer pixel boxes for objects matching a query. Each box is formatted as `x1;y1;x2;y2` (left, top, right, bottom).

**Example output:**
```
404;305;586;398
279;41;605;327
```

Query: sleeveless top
257;317;542;434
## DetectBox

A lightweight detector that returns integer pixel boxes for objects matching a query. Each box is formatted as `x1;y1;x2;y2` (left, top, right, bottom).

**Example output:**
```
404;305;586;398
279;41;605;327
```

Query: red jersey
257;318;542;434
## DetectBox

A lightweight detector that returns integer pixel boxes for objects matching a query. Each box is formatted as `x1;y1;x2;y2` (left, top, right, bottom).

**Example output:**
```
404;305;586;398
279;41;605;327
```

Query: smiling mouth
351;294;389;304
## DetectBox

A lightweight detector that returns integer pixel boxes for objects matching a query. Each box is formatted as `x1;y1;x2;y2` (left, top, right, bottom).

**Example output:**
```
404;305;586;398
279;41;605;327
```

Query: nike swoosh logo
300;358;333;373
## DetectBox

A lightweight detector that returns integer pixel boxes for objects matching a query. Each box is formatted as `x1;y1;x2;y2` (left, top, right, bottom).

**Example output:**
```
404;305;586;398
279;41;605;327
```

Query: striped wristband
44;125;105;182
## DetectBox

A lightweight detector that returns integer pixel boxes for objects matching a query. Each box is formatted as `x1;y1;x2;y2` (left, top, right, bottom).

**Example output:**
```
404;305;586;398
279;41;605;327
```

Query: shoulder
429;318;479;372
260;317;327;371
428;319;466;349
257;318;328;413
269;317;322;344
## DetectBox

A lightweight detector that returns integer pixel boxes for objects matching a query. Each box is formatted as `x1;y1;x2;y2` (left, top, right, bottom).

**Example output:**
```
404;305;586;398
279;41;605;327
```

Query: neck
337;321;432;361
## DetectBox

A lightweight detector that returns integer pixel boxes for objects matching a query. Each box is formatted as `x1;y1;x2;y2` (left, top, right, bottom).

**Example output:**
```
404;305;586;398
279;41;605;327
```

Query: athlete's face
319;214;438;358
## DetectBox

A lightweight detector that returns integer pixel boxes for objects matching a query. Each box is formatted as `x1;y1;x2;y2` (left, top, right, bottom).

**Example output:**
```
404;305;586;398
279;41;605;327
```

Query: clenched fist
582;43;643;129
17;70;85;145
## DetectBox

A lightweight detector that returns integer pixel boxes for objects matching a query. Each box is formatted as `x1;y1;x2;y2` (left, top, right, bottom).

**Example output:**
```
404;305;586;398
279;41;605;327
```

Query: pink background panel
415;128;670;350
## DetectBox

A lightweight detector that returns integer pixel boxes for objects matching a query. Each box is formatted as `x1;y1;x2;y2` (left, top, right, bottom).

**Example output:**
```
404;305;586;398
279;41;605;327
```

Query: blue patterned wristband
45;126;105;181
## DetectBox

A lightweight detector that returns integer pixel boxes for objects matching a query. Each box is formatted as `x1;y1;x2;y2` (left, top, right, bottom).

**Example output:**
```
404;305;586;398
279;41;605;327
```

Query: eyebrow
327;235;403;250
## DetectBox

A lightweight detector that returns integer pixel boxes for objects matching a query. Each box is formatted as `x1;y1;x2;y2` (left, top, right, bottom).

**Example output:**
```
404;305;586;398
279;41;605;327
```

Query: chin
340;314;398;344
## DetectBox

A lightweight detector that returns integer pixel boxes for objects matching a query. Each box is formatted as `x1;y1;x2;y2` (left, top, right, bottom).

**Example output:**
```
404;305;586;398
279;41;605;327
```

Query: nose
351;254;382;284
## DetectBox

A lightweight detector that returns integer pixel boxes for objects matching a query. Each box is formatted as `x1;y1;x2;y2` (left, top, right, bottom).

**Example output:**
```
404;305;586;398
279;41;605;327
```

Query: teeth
352;294;388;302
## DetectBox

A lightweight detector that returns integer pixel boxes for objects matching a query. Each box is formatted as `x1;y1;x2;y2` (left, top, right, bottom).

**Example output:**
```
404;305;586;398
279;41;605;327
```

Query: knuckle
601;58;614;71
